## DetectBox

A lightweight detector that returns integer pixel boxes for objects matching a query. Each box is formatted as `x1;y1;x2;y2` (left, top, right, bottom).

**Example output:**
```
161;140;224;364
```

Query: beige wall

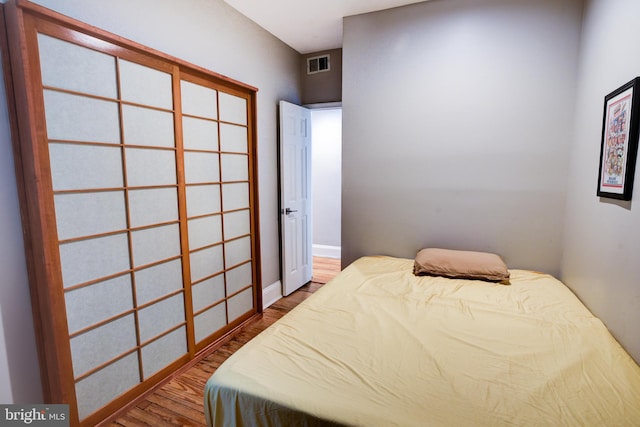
562;0;640;363
301;49;342;104
0;29;42;403
342;0;583;275
0;0;301;402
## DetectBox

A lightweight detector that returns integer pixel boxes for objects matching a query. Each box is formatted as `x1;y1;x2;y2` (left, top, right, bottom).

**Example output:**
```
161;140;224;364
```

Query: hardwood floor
108;256;340;427
312;256;341;284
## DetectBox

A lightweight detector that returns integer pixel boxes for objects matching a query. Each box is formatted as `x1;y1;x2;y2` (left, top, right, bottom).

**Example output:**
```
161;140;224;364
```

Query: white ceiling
222;0;427;54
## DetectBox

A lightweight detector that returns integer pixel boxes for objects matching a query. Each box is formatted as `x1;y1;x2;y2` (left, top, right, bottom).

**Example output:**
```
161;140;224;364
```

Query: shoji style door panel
180;77;257;348
2;2;260;426
42;34;188;420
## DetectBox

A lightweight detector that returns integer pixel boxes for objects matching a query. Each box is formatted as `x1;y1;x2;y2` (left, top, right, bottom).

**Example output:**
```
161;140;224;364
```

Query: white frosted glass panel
227;288;253;322
138;294;185;342
188;215;222;250
131;224;181;267
65;274;133;334
38;34;117;98
190;245;223;282
128;187;178;228
49;143;123;191
221;154;249;182
220;123;247;153
119;59;172;109
226;262;252;296
223;210;250;240
59;233;130;287
186;185;220;217
135;259;183;305
194;303;226;343
125;148;177;187
184;152;219;184
181;80;217;119
219;92;247;125
123;105;175;148
70;314;137;377
224;236;251;268
183;116;218;151
222;183;249;211
142;327;187;379
55;191;126;240
192;274;225;312
75;353;139;420
44;90;120;143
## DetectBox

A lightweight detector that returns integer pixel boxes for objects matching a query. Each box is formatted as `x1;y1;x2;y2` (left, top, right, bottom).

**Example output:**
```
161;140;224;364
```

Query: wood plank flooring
312;256;341;284
107;256;340;427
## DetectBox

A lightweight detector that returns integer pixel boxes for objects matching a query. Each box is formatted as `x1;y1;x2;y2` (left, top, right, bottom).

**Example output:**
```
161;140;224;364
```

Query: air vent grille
307;54;330;74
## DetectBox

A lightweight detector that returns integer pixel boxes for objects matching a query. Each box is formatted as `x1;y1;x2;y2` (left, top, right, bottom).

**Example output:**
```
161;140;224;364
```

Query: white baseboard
262;280;282;309
313;244;341;259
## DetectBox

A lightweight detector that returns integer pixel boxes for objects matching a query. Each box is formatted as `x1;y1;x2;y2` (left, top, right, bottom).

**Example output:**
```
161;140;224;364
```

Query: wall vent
307;54;330;74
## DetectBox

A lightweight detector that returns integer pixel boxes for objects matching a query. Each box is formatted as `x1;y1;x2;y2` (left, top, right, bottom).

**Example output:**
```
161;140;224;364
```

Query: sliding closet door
219;92;255;331
41;33;188;419
3;2;260;426
181;79;226;346
181;78;257;350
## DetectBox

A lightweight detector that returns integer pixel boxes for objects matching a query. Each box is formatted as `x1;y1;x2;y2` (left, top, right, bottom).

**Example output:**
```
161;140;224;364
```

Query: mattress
204;256;640;426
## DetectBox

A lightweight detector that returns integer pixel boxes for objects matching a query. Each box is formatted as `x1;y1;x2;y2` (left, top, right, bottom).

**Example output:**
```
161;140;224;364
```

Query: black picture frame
597;77;640;200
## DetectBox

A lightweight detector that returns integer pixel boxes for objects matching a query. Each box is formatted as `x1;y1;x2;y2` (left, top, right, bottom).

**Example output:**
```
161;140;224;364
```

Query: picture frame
597;77;640;200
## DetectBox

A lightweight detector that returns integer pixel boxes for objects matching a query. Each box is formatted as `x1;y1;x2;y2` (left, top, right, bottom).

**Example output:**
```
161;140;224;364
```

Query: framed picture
597;77;640;200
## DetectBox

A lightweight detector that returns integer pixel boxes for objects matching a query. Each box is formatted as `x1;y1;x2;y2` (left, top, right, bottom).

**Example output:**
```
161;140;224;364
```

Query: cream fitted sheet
205;256;640;426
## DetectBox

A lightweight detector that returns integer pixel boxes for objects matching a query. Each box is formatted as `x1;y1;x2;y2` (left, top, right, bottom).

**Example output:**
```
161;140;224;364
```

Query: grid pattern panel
182;80;226;344
183;81;255;345
38;34;188;419
220;108;251;292
10;14;259;425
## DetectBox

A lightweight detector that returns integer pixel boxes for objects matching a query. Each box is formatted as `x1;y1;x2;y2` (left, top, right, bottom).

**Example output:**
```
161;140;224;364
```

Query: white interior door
279;101;312;296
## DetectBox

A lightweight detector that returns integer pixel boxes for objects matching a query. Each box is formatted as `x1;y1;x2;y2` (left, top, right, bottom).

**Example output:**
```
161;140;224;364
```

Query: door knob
285;208;298;215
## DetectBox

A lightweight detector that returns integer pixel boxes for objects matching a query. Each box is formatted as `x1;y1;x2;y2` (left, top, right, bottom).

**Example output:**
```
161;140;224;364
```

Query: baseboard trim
262;280;282;309
312;244;341;259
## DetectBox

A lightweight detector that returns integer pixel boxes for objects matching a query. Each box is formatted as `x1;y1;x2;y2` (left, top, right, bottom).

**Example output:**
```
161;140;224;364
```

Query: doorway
310;107;342;261
276;103;342;301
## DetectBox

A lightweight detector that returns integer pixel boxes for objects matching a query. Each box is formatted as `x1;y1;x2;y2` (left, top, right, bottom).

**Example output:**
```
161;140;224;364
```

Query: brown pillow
413;248;510;282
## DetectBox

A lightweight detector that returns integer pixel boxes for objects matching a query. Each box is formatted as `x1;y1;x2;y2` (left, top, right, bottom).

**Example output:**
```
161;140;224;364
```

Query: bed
204;254;640;426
